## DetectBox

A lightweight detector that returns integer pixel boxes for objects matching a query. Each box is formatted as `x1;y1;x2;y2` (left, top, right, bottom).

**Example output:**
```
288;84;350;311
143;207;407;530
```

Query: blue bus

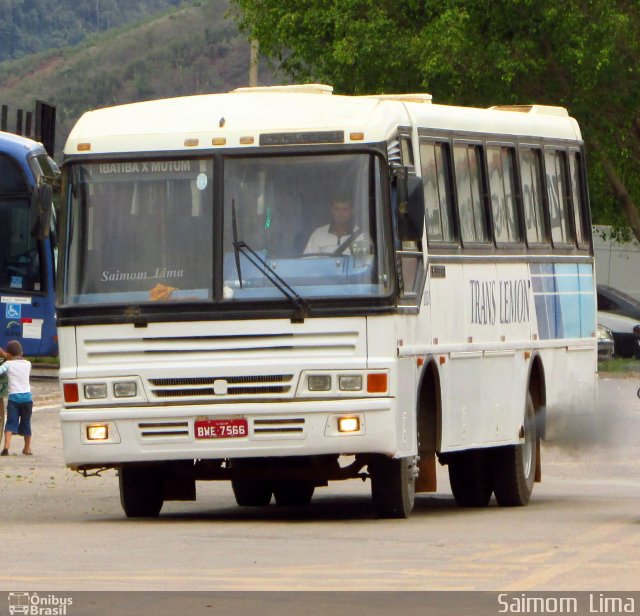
0;131;59;356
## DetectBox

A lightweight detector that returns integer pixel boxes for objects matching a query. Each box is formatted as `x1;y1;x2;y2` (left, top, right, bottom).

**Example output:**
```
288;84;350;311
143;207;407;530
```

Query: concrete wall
593;225;640;300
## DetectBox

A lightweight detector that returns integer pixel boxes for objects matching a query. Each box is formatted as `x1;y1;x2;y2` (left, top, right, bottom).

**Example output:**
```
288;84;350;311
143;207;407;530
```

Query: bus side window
545;149;574;246
487;146;521;244
420;141;456;244
569;151;587;247
453;144;488;244
519;148;547;245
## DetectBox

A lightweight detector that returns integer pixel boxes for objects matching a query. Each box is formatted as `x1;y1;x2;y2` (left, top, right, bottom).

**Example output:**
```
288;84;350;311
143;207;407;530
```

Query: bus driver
304;198;358;255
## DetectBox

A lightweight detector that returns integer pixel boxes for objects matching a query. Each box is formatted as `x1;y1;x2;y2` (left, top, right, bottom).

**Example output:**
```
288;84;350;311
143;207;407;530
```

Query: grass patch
28;356;59;365
598;357;640;374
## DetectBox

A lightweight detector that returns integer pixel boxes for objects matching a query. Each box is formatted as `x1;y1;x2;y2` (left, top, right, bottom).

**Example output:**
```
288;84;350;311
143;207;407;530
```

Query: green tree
231;0;640;241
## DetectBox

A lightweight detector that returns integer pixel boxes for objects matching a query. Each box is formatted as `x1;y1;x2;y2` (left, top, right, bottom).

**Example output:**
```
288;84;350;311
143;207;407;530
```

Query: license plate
194;418;248;439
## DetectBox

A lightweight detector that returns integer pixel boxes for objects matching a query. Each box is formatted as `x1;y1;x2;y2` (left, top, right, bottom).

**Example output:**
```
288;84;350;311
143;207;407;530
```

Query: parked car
596;324;615;359
597;311;640;358
597;285;640;321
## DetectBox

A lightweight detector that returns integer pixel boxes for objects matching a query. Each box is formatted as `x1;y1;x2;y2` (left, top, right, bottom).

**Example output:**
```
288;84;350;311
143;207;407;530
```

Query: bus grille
136;417;306;440
148;374;294;399
81;331;360;363
253;417;305;435
138;421;190;438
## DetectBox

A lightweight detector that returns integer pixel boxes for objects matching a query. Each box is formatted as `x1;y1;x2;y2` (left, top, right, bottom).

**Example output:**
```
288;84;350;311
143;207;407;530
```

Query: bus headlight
339;375;362;391
298;371;389;396
308;375;332;391
84;383;107;399
114;381;137;398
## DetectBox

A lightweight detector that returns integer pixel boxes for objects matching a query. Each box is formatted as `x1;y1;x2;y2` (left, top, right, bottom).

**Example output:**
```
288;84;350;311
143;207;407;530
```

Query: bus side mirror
395;170;425;242
30;182;53;239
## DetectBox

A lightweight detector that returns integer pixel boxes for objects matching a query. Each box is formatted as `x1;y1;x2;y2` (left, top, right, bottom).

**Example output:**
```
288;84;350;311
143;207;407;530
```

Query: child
0;340;33;456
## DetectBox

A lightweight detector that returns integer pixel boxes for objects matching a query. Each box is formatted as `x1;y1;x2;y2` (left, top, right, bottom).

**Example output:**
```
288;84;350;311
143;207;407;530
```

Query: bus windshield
223;153;390;302
63;153;392;306
65;159;215;305
0;198;44;293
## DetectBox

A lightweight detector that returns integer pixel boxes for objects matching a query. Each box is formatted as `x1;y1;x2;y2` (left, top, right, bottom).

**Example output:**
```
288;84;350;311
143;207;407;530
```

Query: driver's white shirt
304;225;356;255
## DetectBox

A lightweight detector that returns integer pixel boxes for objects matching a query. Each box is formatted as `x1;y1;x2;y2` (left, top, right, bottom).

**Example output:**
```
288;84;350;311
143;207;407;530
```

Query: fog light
337;416;360;433
308;374;331;391
339;375;362;391
114;381;137;398
86;425;109;441
84;383;107;399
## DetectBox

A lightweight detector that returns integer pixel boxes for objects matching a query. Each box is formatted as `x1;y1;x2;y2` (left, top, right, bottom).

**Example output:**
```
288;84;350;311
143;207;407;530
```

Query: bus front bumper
59;398;403;467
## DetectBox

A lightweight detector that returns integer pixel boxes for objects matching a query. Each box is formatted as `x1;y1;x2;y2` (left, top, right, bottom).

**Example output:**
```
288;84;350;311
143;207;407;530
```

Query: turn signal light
63;383;79;403
366;373;388;393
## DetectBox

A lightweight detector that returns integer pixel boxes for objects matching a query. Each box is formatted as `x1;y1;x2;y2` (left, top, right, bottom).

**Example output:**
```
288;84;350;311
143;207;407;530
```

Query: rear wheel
491;392;537;506
119;465;164;518
370;455;416;519
447;449;493;507
272;481;315;506
231;479;273;506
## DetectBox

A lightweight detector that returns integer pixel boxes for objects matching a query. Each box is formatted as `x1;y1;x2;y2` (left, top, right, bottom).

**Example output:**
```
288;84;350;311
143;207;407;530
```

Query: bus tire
370;455;416;519
447;450;493;507
272;481;315;506
231;479;273;506
491;392;537;506
119;465;164;518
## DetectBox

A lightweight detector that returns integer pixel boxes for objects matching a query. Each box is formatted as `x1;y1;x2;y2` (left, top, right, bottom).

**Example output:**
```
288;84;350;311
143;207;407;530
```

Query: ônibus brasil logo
8;593;73;616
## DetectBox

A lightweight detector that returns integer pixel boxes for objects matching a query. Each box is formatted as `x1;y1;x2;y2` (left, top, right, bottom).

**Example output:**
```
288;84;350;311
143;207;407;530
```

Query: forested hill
0;0;274;157
0;0;185;62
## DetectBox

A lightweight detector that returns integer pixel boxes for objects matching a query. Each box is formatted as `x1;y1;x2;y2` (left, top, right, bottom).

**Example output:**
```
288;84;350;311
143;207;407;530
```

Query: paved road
0;374;638;592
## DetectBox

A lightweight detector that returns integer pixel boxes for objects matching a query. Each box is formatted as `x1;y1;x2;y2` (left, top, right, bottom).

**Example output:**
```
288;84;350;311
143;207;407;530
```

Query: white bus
58;85;596;518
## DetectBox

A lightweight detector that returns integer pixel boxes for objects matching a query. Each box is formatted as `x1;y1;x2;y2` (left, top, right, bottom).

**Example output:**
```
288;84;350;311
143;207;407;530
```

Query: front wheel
119;465;164;518
231;479;273;506
370;455;416;519
491;392;537;506
272;481;315;506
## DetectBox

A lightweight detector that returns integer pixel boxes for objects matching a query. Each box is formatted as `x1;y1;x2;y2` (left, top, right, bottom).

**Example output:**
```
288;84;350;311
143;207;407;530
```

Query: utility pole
249;40;258;87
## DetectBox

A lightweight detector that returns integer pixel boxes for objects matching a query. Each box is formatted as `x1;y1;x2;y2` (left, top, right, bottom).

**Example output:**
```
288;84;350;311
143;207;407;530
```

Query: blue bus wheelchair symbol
5;304;22;319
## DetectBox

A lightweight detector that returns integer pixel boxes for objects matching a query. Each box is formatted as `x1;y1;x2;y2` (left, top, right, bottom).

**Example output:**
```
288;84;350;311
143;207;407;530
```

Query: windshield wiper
231;200;309;322
233;239;310;323
231;199;243;288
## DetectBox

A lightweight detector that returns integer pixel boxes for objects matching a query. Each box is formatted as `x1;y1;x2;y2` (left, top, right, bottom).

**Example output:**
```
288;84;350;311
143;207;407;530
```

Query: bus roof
64;85;582;156
0;130;47;159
